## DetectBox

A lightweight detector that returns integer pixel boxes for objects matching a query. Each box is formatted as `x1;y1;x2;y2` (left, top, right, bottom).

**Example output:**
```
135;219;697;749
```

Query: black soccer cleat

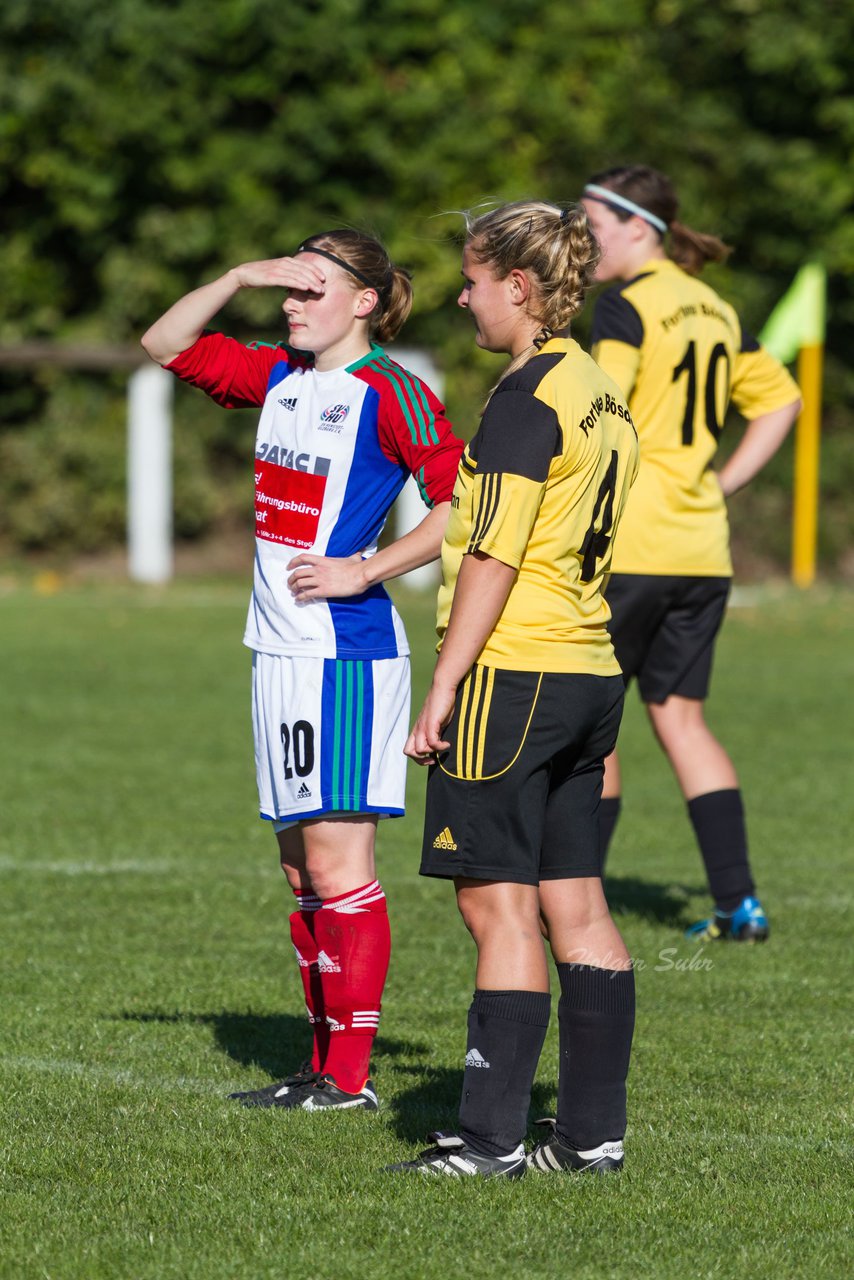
527;1118;624;1174
385;1132;526;1178
229;1059;319;1109
299;1074;379;1112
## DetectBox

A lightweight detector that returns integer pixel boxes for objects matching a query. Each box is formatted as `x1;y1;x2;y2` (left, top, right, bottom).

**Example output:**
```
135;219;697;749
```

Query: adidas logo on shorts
433;826;458;851
297;782;312;798
465;1048;490;1069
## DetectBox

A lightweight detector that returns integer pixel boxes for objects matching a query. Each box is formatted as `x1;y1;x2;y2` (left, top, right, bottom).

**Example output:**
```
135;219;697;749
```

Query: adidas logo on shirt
433;826;458;851
278;396;298;410
317;950;341;974
465;1048;490;1069
297;782;312;799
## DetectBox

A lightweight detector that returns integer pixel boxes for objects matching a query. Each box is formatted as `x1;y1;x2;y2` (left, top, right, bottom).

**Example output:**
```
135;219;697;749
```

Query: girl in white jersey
142;230;462;1111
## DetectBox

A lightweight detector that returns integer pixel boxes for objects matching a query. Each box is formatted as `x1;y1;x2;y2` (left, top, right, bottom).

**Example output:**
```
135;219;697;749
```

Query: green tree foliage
1;0;851;567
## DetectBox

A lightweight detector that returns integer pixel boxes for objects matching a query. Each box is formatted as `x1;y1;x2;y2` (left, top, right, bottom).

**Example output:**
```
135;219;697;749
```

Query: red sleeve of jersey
363;361;464;508
164;332;287;408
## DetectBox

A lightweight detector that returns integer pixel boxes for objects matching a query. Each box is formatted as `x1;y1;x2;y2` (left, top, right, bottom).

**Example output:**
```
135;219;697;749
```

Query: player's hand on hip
231;257;326;294
287;552;369;601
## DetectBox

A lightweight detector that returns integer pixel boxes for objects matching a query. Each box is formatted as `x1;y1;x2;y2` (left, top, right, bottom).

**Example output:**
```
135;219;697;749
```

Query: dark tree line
1;0;851;570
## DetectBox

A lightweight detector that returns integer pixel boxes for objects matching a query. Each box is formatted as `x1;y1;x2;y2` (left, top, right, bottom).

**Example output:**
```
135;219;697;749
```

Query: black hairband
296;244;379;291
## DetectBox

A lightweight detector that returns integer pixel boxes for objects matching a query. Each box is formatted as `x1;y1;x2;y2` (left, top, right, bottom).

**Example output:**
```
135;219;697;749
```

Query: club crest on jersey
319;403;350;431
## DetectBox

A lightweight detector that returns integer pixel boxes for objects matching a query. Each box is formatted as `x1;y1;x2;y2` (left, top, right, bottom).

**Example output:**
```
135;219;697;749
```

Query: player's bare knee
457;886;538;947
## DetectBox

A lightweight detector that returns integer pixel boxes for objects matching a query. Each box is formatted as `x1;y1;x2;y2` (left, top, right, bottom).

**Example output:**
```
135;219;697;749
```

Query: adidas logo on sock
433;826;458;851
317;950;341;974
326;1015;345;1032
297;783;312;799
465;1048;490;1069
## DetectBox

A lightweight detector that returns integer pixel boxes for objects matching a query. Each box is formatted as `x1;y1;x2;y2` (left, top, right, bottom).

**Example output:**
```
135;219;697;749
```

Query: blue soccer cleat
686;895;769;942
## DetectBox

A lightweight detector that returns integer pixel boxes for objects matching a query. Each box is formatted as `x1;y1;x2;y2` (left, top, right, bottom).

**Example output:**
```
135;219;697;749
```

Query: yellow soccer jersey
437;337;639;674
591;258;800;576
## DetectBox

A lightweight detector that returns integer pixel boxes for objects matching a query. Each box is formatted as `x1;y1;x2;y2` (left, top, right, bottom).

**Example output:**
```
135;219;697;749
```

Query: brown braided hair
464;200;600;389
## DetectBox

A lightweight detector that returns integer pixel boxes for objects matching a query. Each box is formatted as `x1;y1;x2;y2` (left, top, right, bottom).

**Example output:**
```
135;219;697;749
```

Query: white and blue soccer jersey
167;333;462;659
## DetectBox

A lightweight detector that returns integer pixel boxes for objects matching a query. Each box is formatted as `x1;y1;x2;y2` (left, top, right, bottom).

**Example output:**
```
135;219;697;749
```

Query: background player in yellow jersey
582;165;801;942
387;201;639;1179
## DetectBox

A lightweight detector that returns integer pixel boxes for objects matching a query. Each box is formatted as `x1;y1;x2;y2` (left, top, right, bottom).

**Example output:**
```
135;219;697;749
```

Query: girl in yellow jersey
581;165;801;943
387;202;640;1179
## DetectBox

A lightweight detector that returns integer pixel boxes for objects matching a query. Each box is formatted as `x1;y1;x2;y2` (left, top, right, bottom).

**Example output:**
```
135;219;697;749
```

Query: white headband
583;184;668;235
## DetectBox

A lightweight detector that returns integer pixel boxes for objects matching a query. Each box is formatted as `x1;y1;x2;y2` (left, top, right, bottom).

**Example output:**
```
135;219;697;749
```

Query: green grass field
0;580;851;1280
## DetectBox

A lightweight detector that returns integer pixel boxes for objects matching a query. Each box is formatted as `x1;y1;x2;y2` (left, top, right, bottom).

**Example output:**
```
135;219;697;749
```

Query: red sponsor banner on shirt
255;459;327;548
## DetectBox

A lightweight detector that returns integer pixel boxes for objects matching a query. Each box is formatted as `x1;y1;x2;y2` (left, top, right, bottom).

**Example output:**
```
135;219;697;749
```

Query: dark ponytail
587;165;731;275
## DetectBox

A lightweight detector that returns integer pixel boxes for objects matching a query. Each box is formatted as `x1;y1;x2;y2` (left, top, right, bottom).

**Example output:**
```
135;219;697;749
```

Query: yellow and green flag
759;263;826;362
758;263;827;588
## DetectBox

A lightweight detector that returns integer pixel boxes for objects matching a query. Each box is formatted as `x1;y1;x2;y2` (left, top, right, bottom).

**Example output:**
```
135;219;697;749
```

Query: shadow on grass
382;1063;557;1145
113;1009;428;1081
603;874;705;927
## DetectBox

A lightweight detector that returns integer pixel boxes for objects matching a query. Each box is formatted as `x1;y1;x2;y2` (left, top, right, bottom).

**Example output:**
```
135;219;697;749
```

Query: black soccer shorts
419;666;624;885
604;573;731;704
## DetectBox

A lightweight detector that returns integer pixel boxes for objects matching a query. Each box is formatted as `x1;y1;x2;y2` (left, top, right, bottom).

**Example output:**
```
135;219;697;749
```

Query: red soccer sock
289;888;329;1073
312;880;391;1094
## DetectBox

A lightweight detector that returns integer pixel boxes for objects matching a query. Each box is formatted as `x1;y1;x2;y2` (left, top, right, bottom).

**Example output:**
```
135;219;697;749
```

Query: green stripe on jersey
375;354;436;448
415;466;432;508
342;663;354;808
352;663;365;807
332;661;368;809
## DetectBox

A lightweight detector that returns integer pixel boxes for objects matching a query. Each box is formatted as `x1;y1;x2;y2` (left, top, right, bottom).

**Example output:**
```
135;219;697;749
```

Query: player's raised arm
140;257;327;367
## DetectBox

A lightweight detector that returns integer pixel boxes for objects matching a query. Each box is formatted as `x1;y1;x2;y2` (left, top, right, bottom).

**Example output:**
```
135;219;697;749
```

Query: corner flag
759;263;826;363
760;264;827;588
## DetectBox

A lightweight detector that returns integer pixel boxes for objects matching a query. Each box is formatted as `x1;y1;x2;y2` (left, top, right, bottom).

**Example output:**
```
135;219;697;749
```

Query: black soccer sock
687;788;755;912
458;989;551;1157
555;963;635;1151
599;796;622;875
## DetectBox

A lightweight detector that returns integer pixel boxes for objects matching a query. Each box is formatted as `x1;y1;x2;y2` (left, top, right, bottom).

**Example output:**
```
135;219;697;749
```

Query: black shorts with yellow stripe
420;666;624;885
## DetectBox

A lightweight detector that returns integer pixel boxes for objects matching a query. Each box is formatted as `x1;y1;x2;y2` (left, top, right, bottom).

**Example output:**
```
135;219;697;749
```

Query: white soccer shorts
252;651;410;827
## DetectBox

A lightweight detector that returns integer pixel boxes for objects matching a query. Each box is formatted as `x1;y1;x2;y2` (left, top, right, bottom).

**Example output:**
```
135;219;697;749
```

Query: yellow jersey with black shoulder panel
436;337;639;675
591;258;799;576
